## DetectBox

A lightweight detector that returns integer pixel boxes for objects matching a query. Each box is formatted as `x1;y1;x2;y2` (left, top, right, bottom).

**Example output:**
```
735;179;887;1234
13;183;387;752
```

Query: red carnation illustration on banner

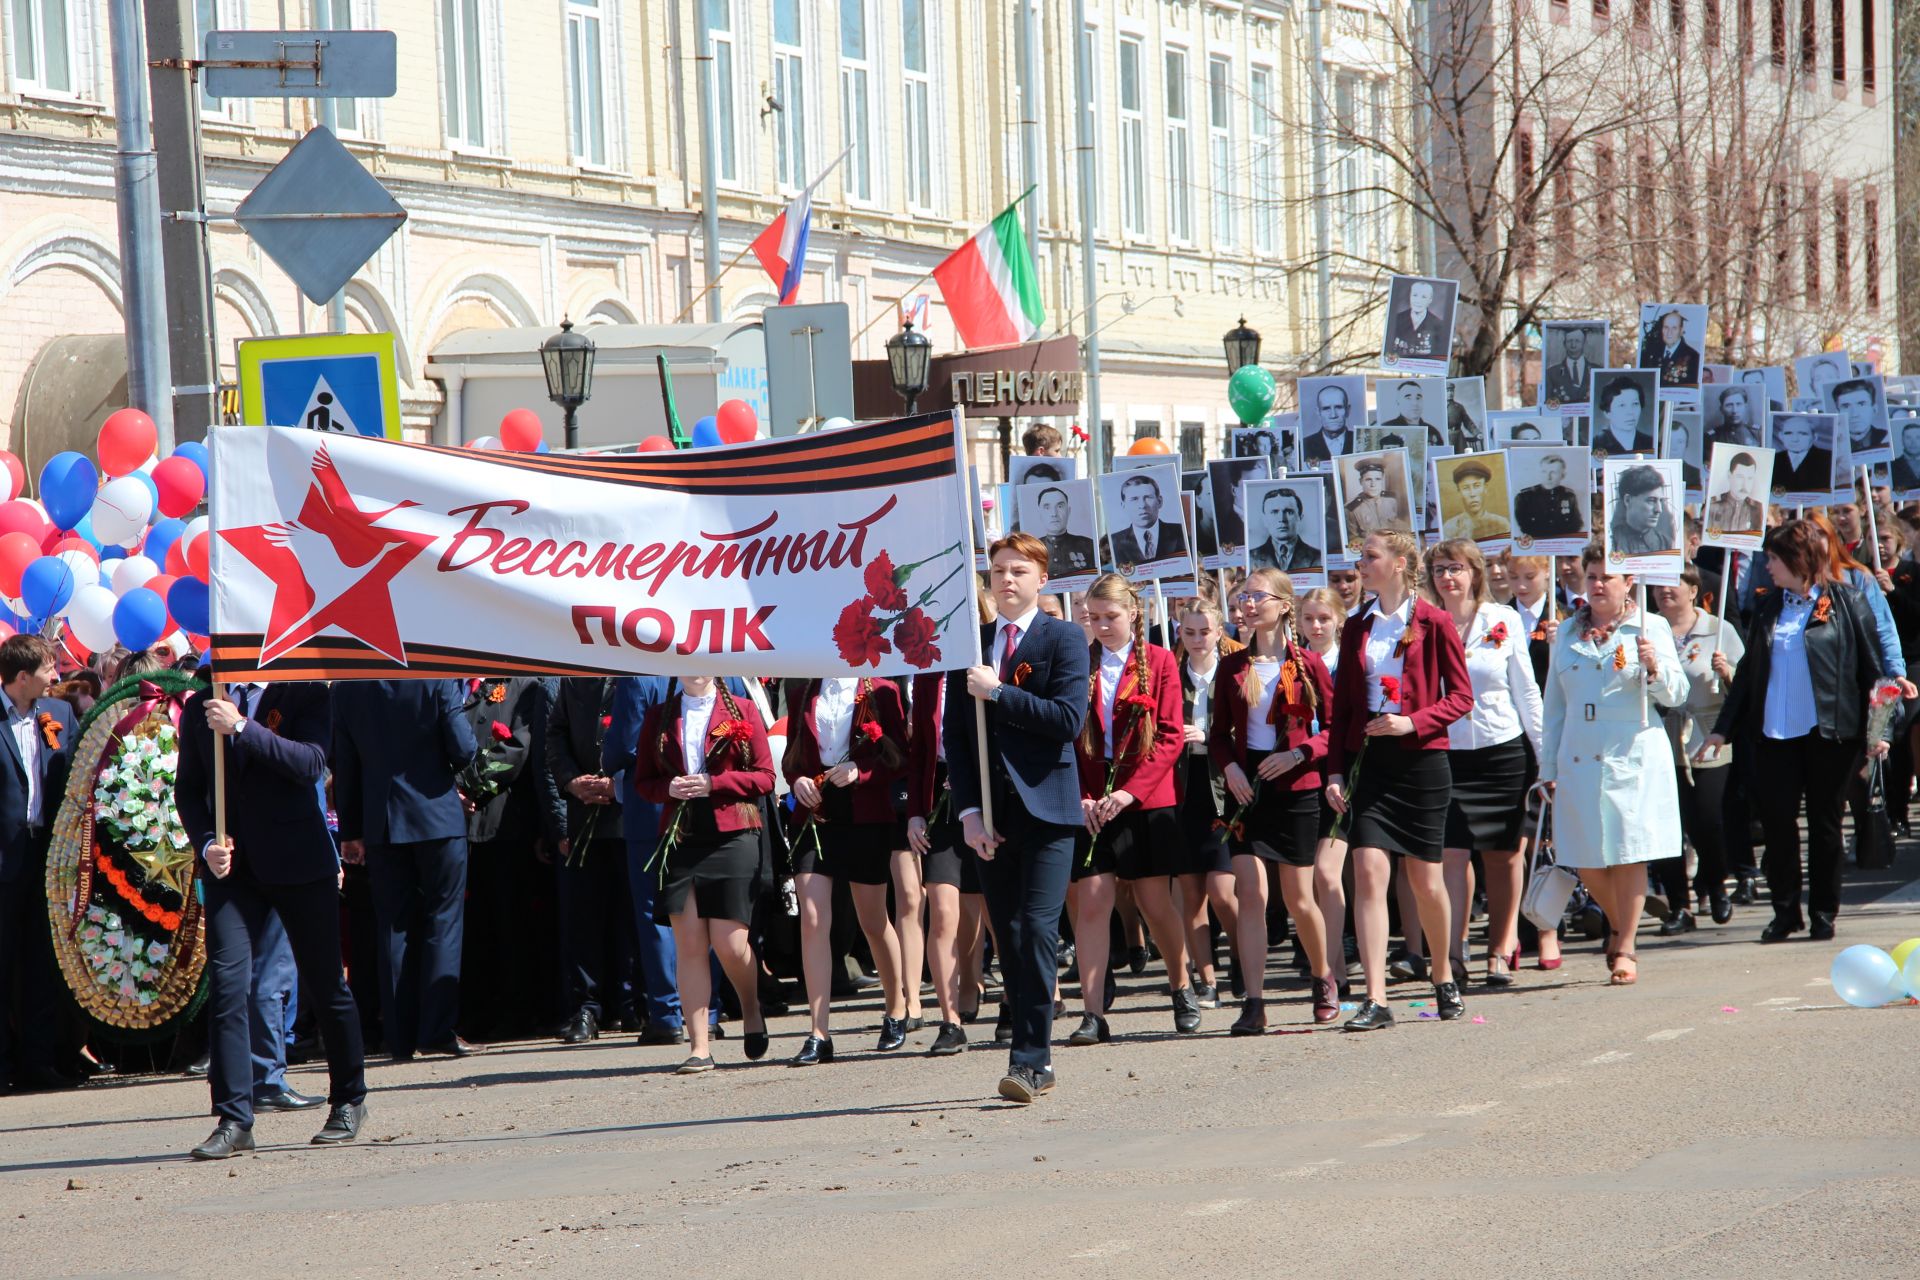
833;540;968;671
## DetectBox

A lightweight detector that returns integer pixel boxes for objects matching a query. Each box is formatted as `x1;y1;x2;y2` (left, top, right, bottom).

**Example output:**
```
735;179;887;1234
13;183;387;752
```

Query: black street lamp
541;317;596;450
1223;316;1261;374
886;316;933;414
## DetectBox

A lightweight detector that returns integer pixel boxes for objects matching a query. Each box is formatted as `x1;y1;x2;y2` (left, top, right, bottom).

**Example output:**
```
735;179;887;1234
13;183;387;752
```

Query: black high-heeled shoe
788;1034;834;1067
743;1023;770;1061
1066;1013;1110;1045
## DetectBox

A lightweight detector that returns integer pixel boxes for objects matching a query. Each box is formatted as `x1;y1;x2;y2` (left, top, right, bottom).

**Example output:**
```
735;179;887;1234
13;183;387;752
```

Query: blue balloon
112;586;167;651
1831;944;1900;1008
171;441;210;481
39;452;97;532
691;415;721;448
19;556;74;618
167;576;210;636
71;512;103;552
143;517;186;570
100;545;127;563
535;440;551;455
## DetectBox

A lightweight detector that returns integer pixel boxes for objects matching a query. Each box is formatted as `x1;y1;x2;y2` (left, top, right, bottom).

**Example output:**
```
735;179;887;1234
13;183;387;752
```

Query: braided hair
1242;567;1320;720
1080;573;1157;761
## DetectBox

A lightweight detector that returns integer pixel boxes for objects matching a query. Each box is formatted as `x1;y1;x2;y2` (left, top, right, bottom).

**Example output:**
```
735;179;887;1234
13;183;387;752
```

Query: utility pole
695;14;723;323
145;0;216;443
1307;0;1333;370
315;3;348;333
1019;0;1041;265
1072;0;1102;476
107;0;177;451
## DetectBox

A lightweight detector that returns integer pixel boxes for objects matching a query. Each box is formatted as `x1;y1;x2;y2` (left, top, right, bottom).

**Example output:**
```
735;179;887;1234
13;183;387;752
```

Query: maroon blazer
1206;645;1335;792
781;677;908;826
630;693;774;834
1325;596;1473;777
906;671;944;821
1075;643;1184;811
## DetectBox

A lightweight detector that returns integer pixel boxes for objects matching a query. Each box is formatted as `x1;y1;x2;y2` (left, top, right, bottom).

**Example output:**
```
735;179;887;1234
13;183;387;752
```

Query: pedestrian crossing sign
236;332;402;441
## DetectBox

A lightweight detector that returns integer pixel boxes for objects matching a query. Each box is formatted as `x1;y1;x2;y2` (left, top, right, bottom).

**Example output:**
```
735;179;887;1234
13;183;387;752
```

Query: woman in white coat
1539;543;1689;985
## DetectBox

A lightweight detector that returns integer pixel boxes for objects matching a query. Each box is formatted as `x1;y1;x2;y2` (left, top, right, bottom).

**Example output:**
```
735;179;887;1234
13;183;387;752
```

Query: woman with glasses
1209;569;1340;1030
1425;540;1543;987
1325;530;1474;1030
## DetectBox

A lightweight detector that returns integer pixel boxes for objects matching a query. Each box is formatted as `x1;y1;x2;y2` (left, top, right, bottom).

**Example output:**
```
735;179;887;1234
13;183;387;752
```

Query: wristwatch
988;685;1004;703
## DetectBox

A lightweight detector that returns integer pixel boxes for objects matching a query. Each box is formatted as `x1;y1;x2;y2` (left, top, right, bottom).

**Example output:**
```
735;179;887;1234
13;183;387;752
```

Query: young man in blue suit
945;532;1090;1103
178;675;368;1159
0;635;76;1094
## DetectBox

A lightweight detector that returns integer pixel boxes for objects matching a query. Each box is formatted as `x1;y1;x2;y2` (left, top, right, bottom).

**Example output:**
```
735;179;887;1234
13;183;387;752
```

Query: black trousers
973;789;1073;1073
366;837;467;1056
0;831;57;1083
203;871;365;1127
1754;733;1860;926
1653;762;1734;909
555;836;637;1020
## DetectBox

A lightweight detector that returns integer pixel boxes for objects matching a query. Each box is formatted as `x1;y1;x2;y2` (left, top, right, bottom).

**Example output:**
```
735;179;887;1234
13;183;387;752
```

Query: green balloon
1228;365;1277;424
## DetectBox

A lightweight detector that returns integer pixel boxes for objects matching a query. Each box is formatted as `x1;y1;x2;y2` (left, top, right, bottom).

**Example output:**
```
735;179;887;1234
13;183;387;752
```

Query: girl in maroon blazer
630;676;775;1074
1209;568;1339;1030
903;670;987;1056
1065;573;1193;1044
1324;529;1475;1031
782;675;910;1065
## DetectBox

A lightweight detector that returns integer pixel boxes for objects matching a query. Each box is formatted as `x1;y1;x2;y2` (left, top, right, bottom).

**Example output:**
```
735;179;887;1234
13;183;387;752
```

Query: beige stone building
0;1;1395;470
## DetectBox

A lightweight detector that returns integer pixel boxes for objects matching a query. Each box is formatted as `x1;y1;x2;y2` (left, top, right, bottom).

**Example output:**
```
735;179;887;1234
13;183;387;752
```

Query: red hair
1764;518;1836;586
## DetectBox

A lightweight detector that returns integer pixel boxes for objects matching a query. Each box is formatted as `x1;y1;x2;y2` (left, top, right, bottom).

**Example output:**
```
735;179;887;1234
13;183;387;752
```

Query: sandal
1609;951;1638;985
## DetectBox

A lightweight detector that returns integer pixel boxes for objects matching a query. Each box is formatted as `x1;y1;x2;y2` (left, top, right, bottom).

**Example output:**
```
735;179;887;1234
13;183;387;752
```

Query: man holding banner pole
946;532;1088;1104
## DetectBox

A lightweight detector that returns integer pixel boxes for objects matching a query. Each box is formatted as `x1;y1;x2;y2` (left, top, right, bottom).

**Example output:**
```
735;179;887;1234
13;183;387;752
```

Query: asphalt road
6;856;1919;1279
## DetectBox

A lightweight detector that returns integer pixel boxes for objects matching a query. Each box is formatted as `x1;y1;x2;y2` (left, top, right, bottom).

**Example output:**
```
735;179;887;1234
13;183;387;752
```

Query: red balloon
0;621;16;644
185;534;210;583
143;574;178;631
0;452;23;502
637;435;674;453
0;501;48;543
151;455;206;518
165;538;189;578
0;532;39;596
98;408;158;477
49;536;99;564
499;408;544;453
715;399;757;444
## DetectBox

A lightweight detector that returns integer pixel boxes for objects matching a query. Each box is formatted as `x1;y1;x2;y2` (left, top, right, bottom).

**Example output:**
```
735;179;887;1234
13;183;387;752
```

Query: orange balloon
1127;437;1173;456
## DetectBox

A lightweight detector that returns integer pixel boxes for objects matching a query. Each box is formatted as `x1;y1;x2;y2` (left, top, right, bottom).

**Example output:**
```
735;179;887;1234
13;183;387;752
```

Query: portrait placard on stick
1602;456;1685;577
1377;274;1458;376
1205;456;1272;571
1507;445;1592;556
1333;448;1415;554
1016;478;1100;591
1769;411;1841;507
1701;443;1773;553
1539;320;1609;413
1097;461;1194;582
1243;477;1327;586
1434;451;1512;553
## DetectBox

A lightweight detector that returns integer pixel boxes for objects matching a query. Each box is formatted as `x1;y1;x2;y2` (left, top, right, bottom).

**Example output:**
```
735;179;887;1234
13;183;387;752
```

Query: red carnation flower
859;720;884;743
600;714;613;729
834;599;892;667
893;606;942;669
709;719;754;744
1378;675;1402;706
489;720;513;742
864;552;909;611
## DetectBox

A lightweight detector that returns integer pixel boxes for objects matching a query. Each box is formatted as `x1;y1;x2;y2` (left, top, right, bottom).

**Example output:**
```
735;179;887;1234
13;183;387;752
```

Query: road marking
1588;1050;1633;1065
1186;1198;1249;1217
1273;1159;1342;1179
1441;1101;1501;1117
1645;1027;1693;1042
1364;1133;1422;1148
1761;997;1801;1006
1070;1241;1133;1260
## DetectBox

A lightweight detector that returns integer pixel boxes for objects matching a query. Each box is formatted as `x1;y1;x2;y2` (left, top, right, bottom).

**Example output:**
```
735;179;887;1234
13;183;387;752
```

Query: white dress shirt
680;691;717;771
230;681;268;735
1513;594;1546;638
8;700;41;825
990;605;1042;671
1096;643;1131;757
1447;603;1545;753
1246;657;1281;752
1185;658;1216;752
1363;596;1414;710
815;677;857;764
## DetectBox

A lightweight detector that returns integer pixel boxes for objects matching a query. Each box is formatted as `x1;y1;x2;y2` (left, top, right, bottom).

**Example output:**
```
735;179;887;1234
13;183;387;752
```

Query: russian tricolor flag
751;149;848;306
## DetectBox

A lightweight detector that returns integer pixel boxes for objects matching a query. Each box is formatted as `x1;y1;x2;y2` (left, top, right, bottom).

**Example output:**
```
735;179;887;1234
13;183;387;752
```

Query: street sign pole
146;0;218;443
107;0;176;451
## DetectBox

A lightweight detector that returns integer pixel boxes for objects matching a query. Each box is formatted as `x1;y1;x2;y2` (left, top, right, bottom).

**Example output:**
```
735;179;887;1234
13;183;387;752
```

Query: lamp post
886;316;933;414
1223;316;1262;374
541;318;596;450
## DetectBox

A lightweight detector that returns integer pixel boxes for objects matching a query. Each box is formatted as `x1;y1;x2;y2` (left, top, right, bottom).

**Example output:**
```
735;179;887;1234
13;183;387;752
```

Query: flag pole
670;240;758;325
852;185;1040;345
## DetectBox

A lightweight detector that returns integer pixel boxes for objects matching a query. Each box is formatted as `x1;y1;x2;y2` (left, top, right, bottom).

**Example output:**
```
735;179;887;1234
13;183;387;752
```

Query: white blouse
1246;657;1281;752
1447;602;1545;753
1097;643;1132;756
815;677;857;763
681;692;717;770
1362;596;1412;710
1185;658;1216;752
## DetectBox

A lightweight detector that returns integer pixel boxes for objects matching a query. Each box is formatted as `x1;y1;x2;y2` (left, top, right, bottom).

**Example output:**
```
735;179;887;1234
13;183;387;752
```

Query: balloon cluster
467;408;553;455
1829;938;1920;1008
0;409;212;662
638;399;761;454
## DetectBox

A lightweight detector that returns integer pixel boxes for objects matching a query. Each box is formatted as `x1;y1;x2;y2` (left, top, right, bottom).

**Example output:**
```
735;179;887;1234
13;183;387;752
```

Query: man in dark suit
1513;453;1585;539
1384;279;1448;361
945;532;1089;1103
177;675;367;1159
0;636;74;1094
332;680;477;1061
545;676;632;1044
1101;472;1186;567
1030;486;1098;576
1638;309;1701;388
1542;326;1596;407
1891;423;1920;491
1248;487;1322;570
1300;383;1358;462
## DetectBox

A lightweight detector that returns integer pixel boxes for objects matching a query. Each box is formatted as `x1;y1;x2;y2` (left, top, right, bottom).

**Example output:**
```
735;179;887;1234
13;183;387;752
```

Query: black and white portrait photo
1016;479;1101;588
1243;479;1327;585
1822;373;1893;468
1444;376;1489;452
1794;352;1851;409
1372;376;1446;447
1740;365;1789;412
1603;457;1684;574
1334;449;1416;551
1097;462;1193;580
1589;368;1659;460
1770;411;1841;504
1703;443;1774;550
1230;426;1285;476
1297;375;1366;466
1182;470;1218;567
1662;410;1704;496
1540;320;1609;411
1205;456;1272;569
1489;408;1564;446
1635;304;1708;392
1378;274;1459;376
1702;383;1766;450
1010;454;1077;488
1506;446;1592;555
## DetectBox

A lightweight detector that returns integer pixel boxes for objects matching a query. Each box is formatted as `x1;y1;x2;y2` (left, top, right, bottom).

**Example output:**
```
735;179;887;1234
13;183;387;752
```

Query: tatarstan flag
932;201;1044;349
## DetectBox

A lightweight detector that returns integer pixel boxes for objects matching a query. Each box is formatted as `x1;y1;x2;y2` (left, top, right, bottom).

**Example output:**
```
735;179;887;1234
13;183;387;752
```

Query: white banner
208;416;981;682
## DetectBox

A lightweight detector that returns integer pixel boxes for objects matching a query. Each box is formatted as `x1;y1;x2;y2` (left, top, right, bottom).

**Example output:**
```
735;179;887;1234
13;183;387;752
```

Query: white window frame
1208;53;1233;250
1249;62;1278;255
564;0;611;167
8;0;83;101
902;0;936;214
195;1;255;123
1118;33;1149;239
1078;18;1102;236
771;0;808;191
312;0;374;136
441;0;502;154
839;0;876;205
703;0;743;185
1164;44;1193;245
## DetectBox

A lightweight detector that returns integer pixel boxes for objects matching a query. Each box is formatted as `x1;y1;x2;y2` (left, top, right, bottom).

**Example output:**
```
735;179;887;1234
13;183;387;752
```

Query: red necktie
998;624;1022;683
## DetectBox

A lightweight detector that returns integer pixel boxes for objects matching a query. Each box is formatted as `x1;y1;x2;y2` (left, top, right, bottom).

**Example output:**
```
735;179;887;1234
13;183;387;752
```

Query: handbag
1521;783;1579;933
1851;757;1897;871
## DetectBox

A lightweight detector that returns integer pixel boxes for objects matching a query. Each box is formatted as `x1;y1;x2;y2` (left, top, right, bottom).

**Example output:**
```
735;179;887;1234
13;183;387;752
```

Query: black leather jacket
1714;582;1885;744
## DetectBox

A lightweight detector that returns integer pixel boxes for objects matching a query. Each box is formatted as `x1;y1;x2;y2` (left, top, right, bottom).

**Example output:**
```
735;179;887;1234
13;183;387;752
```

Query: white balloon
183;514;210;546
138;452;160;475
111;555;159;595
91;475;156;545
67;584;119;653
820;416;854;432
56;550;100;596
469;434;503;450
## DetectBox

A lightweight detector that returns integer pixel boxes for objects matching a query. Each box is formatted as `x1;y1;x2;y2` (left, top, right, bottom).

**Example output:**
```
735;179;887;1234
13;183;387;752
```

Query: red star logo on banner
220;446;433;666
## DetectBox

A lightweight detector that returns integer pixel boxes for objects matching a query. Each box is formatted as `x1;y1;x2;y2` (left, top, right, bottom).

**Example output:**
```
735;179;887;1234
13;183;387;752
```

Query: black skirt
1346;746;1451;862
920;818;981;892
1073;803;1182;881
1443;737;1532;851
1177;753;1232;875
657;828;761;926
1236;750;1321;869
791;785;895;885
